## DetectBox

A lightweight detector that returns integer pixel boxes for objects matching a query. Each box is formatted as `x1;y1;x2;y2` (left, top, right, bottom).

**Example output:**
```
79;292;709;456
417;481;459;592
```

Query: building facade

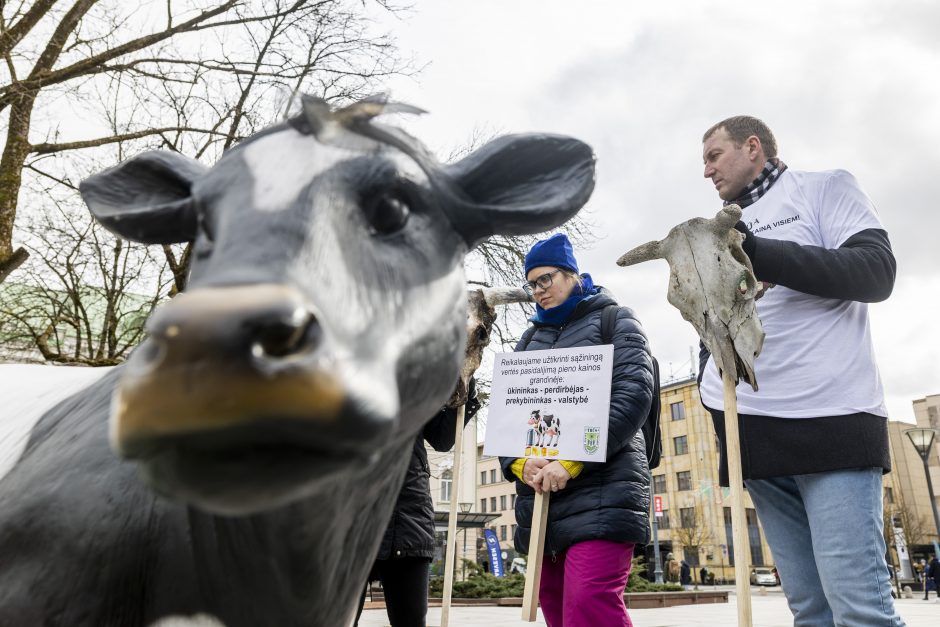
649;375;772;583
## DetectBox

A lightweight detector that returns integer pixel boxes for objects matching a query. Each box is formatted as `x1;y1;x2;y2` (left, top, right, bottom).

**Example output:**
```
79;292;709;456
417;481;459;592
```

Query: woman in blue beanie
499;233;654;627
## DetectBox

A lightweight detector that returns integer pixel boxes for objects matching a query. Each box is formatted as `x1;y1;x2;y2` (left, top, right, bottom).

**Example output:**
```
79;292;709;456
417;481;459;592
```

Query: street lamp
459;502;473;581
904;428;940;548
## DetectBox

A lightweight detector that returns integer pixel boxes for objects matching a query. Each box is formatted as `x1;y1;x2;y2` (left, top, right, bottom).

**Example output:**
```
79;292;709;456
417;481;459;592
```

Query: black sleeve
747;228;895;302
422;377;478;452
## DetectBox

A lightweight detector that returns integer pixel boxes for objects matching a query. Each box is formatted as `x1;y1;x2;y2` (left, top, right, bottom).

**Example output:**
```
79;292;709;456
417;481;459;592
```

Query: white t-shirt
699;169;889;418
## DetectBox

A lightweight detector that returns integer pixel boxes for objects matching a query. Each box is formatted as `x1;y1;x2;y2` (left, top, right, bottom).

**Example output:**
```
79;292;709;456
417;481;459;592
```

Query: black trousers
355;557;431;627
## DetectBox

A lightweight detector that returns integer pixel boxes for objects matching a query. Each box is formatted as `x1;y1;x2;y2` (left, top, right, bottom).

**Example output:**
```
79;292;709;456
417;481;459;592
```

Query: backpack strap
517;325;538;351
600;303;618;345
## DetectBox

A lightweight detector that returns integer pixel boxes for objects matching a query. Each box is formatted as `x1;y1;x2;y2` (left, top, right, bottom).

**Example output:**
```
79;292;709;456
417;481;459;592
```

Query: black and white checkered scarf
725;158;788;209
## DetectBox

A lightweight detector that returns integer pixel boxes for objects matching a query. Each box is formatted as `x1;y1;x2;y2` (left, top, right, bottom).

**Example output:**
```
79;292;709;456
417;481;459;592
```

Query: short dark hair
703;116;778;159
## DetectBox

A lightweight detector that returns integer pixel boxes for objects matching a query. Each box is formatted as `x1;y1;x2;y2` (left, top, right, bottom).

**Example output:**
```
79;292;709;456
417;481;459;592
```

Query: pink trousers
539;539;635;627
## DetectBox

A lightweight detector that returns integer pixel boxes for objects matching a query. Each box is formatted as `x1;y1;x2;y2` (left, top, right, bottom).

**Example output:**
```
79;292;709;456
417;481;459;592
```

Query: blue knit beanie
524;233;579;276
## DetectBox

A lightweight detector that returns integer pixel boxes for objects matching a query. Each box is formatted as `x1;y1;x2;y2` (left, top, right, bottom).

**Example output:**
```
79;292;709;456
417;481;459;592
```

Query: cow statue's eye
364;191;410;235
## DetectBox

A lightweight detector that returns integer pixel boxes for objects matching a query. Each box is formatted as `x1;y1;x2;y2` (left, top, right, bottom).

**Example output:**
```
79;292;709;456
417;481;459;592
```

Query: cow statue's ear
79;151;208;244
443;134;596;248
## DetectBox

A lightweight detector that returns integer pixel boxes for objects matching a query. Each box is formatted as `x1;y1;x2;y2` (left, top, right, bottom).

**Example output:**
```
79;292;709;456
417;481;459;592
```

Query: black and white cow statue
0;96;595;627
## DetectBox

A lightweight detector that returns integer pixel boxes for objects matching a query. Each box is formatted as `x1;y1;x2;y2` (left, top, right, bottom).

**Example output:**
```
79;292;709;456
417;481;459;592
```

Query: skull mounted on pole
617;204;766;626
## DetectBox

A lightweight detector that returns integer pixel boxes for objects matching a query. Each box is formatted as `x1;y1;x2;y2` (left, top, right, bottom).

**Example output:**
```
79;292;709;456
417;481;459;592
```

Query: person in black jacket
700;115;901;625
354;381;480;627
499;233;654;627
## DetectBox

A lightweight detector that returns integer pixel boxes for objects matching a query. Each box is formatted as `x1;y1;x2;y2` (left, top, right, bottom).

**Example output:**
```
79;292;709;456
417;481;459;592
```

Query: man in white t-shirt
699;116;903;626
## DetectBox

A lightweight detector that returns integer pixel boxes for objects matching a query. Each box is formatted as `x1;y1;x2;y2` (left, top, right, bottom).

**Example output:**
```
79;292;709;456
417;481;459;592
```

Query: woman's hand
522;458;549;489
532;461;572;494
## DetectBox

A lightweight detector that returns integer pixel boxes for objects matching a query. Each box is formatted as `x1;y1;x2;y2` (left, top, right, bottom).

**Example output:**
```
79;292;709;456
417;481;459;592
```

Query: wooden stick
440;404;466;627
521;490;550;621
723;373;753;626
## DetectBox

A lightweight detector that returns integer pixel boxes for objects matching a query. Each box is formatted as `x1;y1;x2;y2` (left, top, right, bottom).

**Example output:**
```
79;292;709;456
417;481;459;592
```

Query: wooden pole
723;373;753;626
521;490;550;621
440;404;466;627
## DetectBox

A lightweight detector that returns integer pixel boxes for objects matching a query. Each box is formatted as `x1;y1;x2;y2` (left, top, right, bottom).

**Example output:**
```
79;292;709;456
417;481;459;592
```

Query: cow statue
616;204;764;389
0;96;595;627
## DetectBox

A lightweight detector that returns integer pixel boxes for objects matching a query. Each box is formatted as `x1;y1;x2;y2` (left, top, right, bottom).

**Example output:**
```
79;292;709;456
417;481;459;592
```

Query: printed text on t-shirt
750;214;800;234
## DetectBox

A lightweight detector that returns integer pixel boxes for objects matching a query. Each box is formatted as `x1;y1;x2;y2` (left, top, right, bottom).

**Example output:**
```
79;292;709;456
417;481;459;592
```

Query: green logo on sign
583;426;600;455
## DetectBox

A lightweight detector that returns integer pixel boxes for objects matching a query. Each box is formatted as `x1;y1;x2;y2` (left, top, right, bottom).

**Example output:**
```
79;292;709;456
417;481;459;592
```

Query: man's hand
733;220;757;258
532;461;572;494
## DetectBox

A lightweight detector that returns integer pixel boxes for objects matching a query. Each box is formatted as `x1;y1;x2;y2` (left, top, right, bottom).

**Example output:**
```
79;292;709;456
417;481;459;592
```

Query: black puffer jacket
499;289;653;556
375;382;480;561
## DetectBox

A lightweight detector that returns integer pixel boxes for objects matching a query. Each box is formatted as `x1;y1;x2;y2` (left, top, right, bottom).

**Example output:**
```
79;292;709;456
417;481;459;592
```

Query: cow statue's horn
617;240;664;267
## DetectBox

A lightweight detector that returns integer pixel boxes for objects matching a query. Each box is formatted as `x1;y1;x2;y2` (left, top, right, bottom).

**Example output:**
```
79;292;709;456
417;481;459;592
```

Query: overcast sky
372;0;940;423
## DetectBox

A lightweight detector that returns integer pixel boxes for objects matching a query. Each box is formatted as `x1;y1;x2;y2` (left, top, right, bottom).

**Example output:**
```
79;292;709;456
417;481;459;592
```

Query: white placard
483;345;613;462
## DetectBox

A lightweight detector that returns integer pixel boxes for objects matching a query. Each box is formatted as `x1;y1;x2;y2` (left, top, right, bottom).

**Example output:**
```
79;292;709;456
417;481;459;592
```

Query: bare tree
672;504;713;581
0;197;171;365
0;0;414;284
886;490;933;552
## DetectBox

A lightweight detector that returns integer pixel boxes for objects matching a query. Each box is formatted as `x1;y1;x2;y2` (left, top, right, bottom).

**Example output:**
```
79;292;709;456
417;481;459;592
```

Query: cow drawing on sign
527;409;542;446
0;96;596;627
539;413;561;447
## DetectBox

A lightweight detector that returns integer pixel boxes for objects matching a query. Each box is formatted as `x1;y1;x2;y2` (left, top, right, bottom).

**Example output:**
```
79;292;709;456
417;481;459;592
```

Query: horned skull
448;286;532;407
617;205;764;390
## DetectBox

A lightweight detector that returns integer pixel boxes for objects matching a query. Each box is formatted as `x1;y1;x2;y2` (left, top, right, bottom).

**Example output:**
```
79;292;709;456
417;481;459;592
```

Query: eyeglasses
522;269;561;295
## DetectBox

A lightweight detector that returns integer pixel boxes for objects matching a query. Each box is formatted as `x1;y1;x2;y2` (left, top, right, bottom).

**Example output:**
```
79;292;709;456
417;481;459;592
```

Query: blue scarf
530;273;597;326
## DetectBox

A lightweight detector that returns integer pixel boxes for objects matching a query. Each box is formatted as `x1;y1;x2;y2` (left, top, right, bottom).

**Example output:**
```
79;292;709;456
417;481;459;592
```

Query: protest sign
484;344;613;462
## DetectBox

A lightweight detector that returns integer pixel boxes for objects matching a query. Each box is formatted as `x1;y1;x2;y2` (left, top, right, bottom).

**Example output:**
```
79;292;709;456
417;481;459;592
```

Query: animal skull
617;205;764;390
448;286;532;407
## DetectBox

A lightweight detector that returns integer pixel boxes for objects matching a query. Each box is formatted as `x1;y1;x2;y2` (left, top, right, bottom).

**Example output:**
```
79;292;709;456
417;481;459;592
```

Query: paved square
357;591;939;626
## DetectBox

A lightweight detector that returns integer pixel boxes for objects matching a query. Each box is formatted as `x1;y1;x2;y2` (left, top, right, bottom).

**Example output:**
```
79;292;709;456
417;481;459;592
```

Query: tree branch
29;126;225;154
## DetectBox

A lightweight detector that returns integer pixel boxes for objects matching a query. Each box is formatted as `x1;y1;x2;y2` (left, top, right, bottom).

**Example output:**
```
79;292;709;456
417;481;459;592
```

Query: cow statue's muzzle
113;284;387;513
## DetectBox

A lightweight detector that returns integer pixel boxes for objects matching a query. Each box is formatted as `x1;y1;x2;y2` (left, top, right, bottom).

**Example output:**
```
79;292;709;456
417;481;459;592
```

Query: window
652;474;667;494
511;494;517;508
500;495;507;511
670;401;685;421
480;471;487;485
679;507;696;529
884;487;894;504
723;507;735;566
440;469;452;502
511;524;517;536
683;546;700;567
673;435;689;456
490;469;497;484
676;470;692;491
490;496;497;511
480;498;486;513
747;508;765;567
500;525;507;541
659;509;670;529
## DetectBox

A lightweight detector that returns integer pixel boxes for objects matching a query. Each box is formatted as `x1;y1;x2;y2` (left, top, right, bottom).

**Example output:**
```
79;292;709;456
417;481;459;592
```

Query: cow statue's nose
113;283;348;461
142;284;319;367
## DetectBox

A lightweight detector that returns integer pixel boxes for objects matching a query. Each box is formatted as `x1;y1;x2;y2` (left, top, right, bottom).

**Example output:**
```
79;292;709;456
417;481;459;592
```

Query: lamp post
904;428;940;548
459;502;473;581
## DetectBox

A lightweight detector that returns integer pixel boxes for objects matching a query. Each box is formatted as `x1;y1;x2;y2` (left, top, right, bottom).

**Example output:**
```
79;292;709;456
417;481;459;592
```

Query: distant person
924;556;940;602
354;383;480;627
699;115;901;625
700;566;708;585
500;233;655;627
665;553;679;584
680;560;692;589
